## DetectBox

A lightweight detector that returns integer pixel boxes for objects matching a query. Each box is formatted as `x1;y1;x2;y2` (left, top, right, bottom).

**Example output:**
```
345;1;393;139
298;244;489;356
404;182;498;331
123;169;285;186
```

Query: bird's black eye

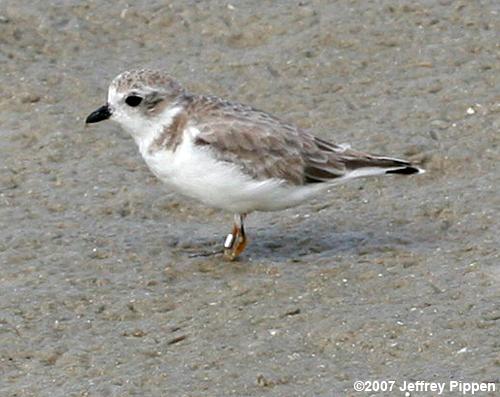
125;95;143;107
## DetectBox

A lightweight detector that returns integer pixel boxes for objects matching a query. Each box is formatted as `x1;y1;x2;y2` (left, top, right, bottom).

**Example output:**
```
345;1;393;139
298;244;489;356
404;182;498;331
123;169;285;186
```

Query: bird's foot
223;225;247;261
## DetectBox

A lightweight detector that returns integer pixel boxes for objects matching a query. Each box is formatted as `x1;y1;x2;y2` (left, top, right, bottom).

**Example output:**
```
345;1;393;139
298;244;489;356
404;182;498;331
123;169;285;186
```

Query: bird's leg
223;214;247;261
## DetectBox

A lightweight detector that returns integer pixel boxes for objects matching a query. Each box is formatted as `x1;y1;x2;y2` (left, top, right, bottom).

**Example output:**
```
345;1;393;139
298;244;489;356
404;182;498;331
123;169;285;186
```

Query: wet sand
1;1;498;396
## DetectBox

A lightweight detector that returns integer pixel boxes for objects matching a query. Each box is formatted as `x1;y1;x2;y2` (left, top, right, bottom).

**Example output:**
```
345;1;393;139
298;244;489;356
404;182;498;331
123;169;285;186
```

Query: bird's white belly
141;134;326;213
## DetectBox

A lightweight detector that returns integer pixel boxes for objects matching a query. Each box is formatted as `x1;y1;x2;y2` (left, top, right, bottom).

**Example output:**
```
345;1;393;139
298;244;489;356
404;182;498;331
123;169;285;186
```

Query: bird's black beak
86;104;112;124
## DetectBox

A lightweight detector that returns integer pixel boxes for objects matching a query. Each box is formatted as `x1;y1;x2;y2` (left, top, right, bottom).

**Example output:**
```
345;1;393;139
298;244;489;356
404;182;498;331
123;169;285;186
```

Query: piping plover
86;69;424;260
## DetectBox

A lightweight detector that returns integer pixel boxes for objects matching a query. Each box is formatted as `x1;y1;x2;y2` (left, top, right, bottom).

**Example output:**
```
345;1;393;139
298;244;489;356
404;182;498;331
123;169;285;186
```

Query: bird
86;69;424;260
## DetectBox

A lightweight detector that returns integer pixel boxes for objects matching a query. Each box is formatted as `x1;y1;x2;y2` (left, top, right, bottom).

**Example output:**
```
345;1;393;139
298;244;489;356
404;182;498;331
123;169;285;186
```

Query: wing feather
189;96;308;185
184;95;422;186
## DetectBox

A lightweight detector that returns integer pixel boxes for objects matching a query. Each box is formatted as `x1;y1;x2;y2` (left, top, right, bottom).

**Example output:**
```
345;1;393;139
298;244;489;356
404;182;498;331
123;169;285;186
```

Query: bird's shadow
248;225;371;261
173;217;430;263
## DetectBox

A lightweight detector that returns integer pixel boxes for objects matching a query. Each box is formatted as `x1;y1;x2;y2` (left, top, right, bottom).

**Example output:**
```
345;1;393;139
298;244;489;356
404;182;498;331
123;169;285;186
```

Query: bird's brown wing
188;95;419;185
188;95;312;185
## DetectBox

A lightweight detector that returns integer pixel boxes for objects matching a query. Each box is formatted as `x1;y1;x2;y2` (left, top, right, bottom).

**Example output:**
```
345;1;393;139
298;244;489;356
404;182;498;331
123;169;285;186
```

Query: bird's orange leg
223;214;248;261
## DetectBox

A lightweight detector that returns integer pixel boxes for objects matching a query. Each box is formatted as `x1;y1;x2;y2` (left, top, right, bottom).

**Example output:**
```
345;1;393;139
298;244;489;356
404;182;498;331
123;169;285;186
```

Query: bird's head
86;69;185;139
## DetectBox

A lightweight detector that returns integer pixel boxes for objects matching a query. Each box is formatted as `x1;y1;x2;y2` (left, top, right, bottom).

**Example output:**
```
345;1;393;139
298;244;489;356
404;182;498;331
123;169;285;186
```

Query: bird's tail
304;137;425;183
340;154;425;179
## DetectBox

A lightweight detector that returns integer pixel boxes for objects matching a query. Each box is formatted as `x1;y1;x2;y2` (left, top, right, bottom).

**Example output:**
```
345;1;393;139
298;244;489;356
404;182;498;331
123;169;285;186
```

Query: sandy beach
1;1;498;396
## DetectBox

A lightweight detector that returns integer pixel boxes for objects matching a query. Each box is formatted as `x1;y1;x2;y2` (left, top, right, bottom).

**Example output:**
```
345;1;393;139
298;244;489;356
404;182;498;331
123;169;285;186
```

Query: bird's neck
131;105;184;156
